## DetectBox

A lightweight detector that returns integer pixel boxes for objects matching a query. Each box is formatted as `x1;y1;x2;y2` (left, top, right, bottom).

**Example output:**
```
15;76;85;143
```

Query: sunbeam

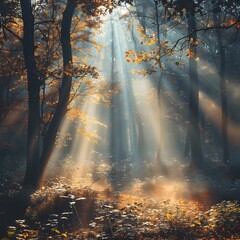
1;0;240;238
199;91;240;147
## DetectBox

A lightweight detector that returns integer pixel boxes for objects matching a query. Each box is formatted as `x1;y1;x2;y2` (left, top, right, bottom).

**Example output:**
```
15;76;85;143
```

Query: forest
0;0;240;239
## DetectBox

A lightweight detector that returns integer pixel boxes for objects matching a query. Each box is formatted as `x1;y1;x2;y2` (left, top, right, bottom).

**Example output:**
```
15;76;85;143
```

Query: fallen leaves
1;177;240;239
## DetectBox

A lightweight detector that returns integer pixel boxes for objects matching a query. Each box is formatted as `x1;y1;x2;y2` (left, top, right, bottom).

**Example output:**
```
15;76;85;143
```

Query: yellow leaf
51;228;60;234
194;220;201;225
62;233;67;237
166;213;173;220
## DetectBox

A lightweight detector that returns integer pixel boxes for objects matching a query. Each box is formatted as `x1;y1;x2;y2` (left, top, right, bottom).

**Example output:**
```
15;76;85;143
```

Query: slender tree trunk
0;79;9;124
20;0;41;186
36;0;77;187
154;0;163;167
0;78;5;122
213;13;229;164
184;129;190;157
126;82;139;162
110;20;118;163
188;11;203;168
156;78;163;165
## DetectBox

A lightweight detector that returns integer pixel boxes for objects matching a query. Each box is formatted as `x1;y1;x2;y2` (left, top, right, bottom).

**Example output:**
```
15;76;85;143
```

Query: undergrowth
0;179;239;240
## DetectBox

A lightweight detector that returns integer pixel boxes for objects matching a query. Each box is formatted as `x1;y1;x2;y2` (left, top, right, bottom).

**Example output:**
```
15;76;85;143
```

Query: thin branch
34;20;54;25
160;20;240;59
2;25;23;42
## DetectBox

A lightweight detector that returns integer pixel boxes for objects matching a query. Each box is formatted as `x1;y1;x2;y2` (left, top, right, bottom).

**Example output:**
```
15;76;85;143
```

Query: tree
19;0;133;188
186;0;203;168
20;0;41;187
212;1;229;163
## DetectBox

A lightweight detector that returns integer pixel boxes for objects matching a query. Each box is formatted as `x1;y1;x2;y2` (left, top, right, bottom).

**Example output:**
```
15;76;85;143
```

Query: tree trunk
110;19;118;163
35;0;77;187
22;0;77;188
0;77;10;124
155;0;164;168
184;128;190;157
188;12;203;168
20;0;41;186
0;78;5;122
213;12;229;164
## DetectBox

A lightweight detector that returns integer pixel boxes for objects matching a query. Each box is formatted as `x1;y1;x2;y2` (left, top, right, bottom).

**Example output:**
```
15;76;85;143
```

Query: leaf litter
0;178;239;240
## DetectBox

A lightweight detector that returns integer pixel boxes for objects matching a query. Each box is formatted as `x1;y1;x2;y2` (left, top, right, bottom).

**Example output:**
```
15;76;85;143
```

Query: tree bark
20;0;41;186
184;128;190;157
213;12;229;164
33;0;77;187
155;0;164;168
187;11;203;168
21;0;77;188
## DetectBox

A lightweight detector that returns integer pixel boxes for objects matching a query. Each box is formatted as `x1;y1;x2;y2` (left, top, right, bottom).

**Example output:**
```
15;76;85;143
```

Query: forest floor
0;161;240;239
